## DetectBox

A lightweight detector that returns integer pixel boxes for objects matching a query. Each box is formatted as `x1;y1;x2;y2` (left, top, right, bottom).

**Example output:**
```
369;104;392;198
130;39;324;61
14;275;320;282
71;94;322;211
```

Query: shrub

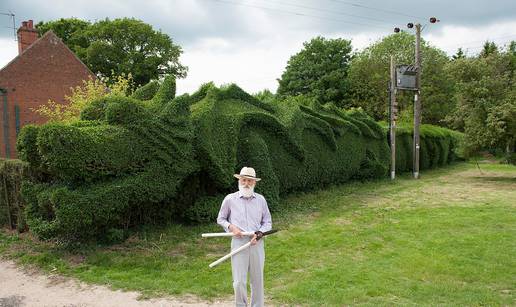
131;81;160;101
390;123;463;172
506;152;516;165
152;75;176;104
17;78;462;242
0;159;28;231
181;195;225;224
32;75;133;123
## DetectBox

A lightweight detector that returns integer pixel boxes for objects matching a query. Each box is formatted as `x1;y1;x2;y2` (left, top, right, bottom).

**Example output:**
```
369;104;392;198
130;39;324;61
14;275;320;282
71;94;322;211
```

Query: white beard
239;184;254;198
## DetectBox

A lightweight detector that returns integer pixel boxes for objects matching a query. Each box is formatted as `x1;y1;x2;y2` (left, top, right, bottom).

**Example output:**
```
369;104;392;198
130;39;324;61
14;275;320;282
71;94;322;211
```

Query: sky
1;0;515;95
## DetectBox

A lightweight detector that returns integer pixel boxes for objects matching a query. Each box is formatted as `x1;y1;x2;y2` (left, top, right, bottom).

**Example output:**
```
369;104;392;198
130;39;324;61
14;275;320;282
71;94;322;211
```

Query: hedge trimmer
202;229;279;268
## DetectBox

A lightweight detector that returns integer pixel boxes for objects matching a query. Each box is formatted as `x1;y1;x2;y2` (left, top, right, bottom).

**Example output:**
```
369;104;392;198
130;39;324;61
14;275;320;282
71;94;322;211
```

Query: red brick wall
0;31;95;158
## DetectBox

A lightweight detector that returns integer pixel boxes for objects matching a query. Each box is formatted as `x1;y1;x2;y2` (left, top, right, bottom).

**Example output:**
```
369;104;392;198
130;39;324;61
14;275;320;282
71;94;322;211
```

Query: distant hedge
392;124;463;173
17;76;462;242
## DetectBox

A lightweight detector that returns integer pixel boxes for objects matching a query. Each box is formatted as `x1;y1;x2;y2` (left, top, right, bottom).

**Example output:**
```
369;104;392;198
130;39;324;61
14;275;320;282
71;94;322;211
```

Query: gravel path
0;260;233;307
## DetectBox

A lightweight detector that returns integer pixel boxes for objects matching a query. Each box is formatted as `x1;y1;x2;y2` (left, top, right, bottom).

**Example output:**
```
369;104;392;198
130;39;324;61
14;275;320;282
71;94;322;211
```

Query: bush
391;124;463;173
17;78;461;242
181;195;225;224
152;75;176;105
131;80;160;100
506;152;516;165
16;125;43;170
0;159;28;231
36;122;144;182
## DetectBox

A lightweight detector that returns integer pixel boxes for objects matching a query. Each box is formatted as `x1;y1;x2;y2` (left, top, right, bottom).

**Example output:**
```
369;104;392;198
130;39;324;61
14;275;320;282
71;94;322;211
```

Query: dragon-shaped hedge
17;76;461;242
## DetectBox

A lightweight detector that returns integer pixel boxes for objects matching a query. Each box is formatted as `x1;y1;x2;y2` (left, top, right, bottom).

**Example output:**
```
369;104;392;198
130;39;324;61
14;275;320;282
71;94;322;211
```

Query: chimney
17;19;38;54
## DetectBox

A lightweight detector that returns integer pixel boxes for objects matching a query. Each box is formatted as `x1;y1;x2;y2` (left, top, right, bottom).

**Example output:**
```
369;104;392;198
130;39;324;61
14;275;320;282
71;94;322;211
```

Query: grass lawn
1;162;515;306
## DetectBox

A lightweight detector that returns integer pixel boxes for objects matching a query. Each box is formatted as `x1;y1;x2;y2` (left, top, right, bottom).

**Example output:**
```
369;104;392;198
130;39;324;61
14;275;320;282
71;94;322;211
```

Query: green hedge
392;124;463;172
17;78;461;242
0;159;28;230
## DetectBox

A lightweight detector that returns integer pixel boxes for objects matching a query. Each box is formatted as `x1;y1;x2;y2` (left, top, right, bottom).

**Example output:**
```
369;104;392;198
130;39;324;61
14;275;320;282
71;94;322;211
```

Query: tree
480;41;498;58
36;18;187;86
507;41;516;79
347;32;454;125
36;18;89;51
452;48;466;60
277;36;353;106
445;45;515;160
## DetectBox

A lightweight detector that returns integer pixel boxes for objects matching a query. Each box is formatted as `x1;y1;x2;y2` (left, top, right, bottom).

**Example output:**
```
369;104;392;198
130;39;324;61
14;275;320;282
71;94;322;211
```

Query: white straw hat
234;167;261;181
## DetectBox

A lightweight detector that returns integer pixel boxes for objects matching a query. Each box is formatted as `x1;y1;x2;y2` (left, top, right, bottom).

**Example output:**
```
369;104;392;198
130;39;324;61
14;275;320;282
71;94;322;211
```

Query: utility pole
389;56;397;180
394;17;439;179
413;23;421;179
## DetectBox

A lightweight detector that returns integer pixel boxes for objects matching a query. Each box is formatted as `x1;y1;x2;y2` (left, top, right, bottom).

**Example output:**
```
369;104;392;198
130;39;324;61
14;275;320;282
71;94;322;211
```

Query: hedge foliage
0;159;28;230
391;124;463;173
17;76;461;242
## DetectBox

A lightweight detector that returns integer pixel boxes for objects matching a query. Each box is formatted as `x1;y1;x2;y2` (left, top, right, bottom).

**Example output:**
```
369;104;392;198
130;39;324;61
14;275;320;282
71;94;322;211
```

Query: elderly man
217;166;272;307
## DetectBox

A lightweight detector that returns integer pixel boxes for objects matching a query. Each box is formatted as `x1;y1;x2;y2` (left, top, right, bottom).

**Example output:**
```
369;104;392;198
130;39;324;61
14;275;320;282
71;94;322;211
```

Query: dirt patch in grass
0;259;233;306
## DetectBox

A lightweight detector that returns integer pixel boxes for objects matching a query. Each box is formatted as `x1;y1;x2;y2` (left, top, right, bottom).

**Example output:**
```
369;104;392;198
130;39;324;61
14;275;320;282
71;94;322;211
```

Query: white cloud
176;27;392;95
176;33;308;95
426;20;516;55
2;0;515;96
0;38;18;69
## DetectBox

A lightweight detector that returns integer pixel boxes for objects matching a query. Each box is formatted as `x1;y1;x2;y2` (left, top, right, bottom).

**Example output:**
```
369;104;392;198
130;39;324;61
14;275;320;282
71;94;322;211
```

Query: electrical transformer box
396;65;418;90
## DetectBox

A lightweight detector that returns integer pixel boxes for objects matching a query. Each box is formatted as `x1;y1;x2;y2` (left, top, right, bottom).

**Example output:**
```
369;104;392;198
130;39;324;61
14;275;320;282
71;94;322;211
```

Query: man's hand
251;231;263;246
229;224;243;238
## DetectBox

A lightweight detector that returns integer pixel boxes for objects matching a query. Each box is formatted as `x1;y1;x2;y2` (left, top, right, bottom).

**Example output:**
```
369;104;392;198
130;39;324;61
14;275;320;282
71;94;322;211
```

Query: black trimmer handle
255;229;279;241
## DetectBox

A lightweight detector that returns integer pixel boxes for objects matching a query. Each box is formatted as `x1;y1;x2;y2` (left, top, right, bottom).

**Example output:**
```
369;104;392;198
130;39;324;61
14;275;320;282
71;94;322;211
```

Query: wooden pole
390;56;397;180
413;23;422;179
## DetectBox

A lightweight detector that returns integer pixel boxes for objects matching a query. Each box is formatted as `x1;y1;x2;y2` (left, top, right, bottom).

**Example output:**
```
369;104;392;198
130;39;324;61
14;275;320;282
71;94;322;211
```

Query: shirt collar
238;190;256;199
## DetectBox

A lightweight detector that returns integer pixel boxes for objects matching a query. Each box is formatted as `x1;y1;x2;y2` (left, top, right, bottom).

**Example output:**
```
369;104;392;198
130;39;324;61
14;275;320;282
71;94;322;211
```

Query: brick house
0;20;96;158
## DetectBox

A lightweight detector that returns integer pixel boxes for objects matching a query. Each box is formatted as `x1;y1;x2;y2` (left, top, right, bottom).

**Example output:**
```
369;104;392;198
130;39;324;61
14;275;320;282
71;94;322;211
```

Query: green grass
1;162;515;306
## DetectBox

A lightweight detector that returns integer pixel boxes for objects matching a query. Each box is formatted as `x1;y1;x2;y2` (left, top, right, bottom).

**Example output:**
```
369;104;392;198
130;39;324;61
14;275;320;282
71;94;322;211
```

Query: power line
437;34;516;49
206;0;386;29
328;0;426;21
257;0;392;25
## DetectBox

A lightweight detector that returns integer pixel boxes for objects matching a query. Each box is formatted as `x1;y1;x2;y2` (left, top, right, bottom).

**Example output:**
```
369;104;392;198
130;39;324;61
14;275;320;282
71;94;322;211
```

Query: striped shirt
217;191;272;233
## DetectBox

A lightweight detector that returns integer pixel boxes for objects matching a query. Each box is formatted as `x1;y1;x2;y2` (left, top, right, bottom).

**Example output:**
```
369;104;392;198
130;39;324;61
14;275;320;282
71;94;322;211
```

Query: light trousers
231;236;265;307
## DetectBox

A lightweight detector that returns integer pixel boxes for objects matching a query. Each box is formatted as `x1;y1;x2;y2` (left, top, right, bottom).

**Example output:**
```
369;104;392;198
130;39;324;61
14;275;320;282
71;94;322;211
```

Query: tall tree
347;32;454;125
445;45;515;159
36;18;187;86
452;48;466;60
36;18;90;51
277;36;353;106
480;41;498;58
